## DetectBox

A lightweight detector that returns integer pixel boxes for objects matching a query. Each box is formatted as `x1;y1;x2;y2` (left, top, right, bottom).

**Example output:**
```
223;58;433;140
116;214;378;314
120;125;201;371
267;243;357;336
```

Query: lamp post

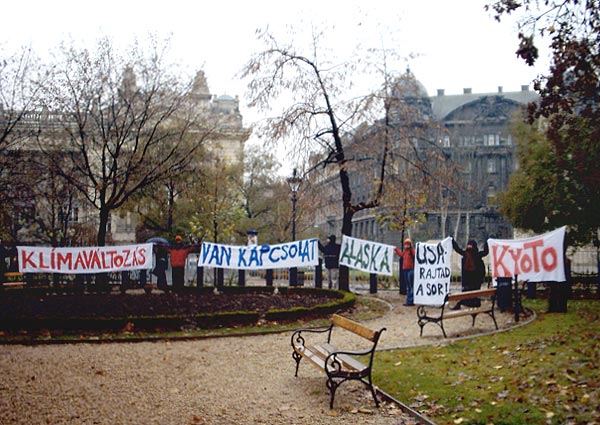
287;168;302;286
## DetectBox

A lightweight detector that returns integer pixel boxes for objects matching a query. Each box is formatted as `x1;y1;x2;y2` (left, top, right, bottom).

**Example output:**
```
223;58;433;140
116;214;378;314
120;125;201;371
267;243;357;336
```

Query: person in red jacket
167;235;199;291
395;238;416;306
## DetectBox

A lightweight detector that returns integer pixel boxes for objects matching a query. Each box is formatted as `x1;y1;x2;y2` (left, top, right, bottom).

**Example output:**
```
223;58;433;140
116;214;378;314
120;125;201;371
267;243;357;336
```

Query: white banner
488;227;566;282
338;235;395;276
199;239;319;270
414;238;453;306
17;244;153;274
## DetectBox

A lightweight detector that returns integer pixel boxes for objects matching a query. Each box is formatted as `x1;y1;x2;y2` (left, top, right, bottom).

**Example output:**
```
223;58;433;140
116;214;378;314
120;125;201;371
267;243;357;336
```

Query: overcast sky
2;0;550;168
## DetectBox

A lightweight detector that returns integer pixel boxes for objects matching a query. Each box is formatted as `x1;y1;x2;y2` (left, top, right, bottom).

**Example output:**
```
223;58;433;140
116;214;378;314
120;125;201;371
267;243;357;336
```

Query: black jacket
318;241;341;269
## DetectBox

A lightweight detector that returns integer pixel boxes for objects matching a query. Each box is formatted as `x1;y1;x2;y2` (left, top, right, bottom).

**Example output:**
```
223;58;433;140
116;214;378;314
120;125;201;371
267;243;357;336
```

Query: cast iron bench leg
292;351;302;377
326;377;340;409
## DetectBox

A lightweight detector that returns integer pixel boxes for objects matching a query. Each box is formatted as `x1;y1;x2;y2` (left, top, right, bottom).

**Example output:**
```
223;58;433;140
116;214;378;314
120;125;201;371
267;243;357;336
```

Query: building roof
430;88;539;121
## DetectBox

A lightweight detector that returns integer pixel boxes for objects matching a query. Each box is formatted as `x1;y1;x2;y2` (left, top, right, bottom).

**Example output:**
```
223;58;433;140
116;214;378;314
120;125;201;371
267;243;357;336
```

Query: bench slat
321;343;366;372
2;282;26;288
297;346;327;370
443;306;493;319
332;314;377;342
447;288;496;302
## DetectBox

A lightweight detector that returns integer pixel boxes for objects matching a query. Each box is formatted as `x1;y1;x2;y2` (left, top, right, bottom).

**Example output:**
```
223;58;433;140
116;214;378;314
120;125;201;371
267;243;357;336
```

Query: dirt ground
0;291;525;424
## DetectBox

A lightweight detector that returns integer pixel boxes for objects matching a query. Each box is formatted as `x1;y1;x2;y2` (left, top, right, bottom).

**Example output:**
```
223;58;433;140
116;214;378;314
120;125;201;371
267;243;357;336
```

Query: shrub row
0;287;355;332
265;290;356;322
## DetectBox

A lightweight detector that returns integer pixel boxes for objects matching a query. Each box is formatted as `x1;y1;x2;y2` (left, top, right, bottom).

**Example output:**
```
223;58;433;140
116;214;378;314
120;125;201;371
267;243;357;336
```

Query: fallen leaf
564;372;578;383
453;418;465;424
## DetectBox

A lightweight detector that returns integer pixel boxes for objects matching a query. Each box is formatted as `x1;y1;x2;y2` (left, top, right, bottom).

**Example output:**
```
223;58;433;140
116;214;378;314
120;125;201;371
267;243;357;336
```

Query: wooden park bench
417;288;498;338
290;314;386;409
2;272;26;289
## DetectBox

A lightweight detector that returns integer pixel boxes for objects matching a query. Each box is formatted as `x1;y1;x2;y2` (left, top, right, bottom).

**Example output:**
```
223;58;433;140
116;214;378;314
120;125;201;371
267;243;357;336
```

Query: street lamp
287;168;302;286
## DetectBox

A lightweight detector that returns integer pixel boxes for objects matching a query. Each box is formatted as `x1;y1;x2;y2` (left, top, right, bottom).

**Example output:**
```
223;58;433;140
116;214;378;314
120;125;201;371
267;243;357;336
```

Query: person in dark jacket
152;243;169;292
395;238;416;306
451;238;489;309
318;235;341;289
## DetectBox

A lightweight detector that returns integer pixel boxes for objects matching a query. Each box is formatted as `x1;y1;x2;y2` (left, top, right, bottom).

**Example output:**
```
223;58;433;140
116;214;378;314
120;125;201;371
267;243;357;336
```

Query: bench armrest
327;347;373;359
291;325;333;349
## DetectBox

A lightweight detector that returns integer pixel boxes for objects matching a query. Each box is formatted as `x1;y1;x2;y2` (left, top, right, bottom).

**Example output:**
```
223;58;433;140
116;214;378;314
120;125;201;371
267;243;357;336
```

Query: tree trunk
465;210;471;245
97;207;110;246
454;210;461;241
167;181;175;233
337;160;354;292
338;206;354;291
95;206;111;293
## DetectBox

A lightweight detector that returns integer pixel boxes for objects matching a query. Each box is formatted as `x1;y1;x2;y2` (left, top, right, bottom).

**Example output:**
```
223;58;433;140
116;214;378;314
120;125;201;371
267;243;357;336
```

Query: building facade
2;70;249;245
312;70;539;247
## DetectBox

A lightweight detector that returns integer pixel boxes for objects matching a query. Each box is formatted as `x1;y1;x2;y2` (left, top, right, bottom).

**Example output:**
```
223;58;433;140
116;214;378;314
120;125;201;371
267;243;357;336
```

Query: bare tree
39;38;215;246
242;28;448;289
242;29;381;289
0;47;45;238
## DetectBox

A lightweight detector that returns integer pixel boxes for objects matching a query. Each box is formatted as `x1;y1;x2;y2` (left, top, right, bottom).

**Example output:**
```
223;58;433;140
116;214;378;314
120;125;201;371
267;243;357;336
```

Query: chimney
463;88;472;94
437;89;445;96
498;86;503;93
521;85;529;92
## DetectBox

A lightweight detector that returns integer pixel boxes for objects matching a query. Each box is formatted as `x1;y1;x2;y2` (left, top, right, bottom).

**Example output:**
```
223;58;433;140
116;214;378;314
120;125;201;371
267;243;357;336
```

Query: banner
339;235;395;276
488;227;566;282
414;238;453;306
199;239;318;270
17;244;153;274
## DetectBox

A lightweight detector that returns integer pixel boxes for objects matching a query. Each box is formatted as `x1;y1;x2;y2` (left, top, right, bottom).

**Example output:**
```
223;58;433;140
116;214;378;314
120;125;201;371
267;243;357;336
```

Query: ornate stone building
312;70;538;247
111;70;250;243
3;70;249;245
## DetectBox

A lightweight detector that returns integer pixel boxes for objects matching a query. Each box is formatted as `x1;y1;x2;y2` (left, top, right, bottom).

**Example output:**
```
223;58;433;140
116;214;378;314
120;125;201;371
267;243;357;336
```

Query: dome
388;68;432;123
216;94;236;102
390;68;429;100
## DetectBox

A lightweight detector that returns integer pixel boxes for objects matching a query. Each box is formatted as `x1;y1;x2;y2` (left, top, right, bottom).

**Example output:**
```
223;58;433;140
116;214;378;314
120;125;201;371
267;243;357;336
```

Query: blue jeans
403;269;414;305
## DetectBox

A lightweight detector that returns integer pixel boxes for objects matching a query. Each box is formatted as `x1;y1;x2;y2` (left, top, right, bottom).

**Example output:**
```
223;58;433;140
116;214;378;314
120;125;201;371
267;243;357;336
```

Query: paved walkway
0;291;525;424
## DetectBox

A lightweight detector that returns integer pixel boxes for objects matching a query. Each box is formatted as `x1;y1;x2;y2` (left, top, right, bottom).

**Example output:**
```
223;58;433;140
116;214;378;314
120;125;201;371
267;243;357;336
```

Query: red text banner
488;227;566;282
17;244;153;274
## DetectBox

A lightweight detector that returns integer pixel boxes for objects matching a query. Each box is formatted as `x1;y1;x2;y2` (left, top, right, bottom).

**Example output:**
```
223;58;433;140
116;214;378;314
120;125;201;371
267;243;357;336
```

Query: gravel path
0;291;523;424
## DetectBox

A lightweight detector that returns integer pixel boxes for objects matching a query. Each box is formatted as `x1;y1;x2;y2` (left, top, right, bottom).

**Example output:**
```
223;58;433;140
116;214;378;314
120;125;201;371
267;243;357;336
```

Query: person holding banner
319;235;341;289
451;239;489;309
395;238;416;306
167;235;200;291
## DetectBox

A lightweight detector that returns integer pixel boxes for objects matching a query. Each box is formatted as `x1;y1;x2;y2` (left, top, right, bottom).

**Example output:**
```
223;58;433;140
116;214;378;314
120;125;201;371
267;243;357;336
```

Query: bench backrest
332;314;378;342
446;288;497;302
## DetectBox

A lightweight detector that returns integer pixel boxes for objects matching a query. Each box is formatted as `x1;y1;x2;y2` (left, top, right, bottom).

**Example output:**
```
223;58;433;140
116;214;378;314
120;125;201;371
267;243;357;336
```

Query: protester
167;235;199;291
318;235;341;289
395;238;416;306
451;238;489;309
152;243;169;291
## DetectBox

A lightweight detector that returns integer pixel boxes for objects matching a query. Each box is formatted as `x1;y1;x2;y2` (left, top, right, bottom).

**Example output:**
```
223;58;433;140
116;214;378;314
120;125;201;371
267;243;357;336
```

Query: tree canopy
488;0;600;245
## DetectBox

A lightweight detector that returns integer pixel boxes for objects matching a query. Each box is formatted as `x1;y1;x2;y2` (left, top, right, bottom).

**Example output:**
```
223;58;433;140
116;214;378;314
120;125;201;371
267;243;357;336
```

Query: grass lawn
374;299;600;424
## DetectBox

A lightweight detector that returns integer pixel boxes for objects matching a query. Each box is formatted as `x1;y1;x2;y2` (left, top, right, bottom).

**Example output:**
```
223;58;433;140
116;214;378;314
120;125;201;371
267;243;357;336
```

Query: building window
487;159;497;173
462;161;472;174
487;184;497;202
69;207;79;224
443;135;450;147
484;134;500;146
